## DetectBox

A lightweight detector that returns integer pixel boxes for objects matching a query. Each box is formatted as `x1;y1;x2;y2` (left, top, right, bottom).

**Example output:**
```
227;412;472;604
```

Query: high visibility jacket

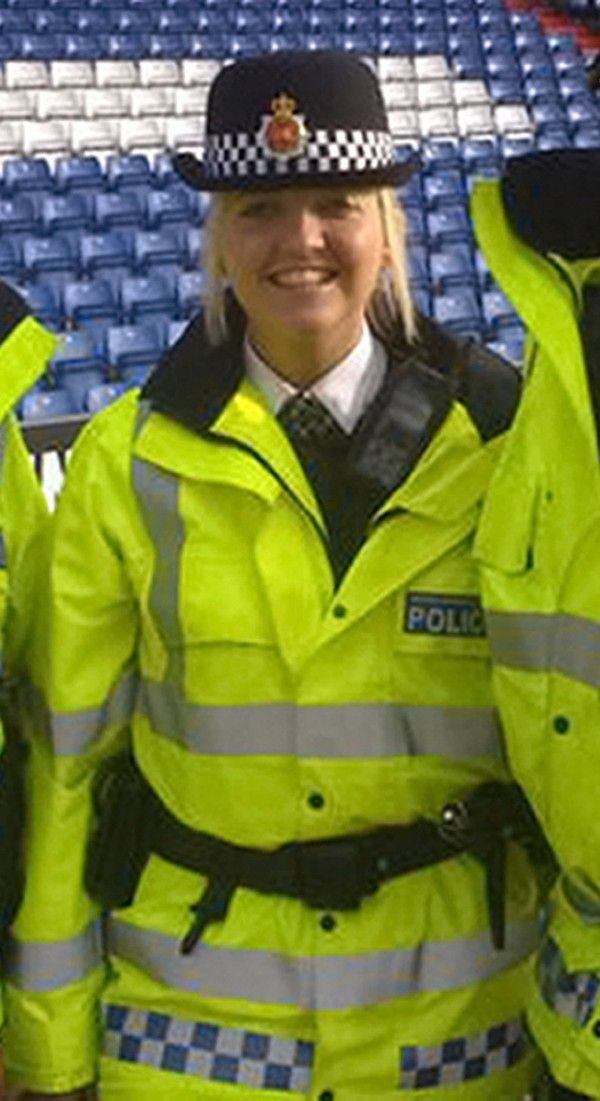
0;298;54;1016
6;311;542;1099
471;173;600;1097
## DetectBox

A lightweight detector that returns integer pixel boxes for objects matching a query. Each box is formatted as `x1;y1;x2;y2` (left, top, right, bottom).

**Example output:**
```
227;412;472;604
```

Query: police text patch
404;592;486;638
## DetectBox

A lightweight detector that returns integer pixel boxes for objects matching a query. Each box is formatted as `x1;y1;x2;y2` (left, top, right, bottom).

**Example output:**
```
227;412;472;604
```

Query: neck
246;321;364;387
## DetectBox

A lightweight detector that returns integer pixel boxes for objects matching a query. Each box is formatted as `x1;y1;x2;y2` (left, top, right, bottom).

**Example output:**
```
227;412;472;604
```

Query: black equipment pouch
0;677;26;933
85;749;152;910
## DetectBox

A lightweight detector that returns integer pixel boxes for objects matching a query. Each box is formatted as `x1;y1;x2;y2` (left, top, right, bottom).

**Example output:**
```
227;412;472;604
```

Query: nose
280;205;326;251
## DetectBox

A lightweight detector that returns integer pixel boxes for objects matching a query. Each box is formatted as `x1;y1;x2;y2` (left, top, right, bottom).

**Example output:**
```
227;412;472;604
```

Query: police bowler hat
173;50;420;192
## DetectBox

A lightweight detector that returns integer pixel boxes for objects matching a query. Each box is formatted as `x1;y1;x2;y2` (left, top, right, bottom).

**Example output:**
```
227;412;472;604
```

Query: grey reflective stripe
6;920;104;992
487;610;600;689
139;680;503;759
51;672;137;756
132;459;185;687
106;917;538;1010
538;936;600;1027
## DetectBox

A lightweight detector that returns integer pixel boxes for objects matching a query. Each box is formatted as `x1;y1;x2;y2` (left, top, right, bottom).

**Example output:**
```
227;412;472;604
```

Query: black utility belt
85;752;556;956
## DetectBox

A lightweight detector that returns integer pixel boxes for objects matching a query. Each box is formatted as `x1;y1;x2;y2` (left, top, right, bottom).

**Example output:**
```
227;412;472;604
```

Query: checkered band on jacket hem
203;128;395;181
103;1004;314;1091
539;936;600;1027
399;1017;528;1090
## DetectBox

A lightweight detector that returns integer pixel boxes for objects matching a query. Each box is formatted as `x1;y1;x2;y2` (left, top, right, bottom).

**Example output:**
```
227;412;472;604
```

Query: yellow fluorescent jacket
471;178;600;1097
6;315;541;1099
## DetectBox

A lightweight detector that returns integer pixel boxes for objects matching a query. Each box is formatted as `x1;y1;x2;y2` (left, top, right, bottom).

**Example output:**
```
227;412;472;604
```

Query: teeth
271;270;333;287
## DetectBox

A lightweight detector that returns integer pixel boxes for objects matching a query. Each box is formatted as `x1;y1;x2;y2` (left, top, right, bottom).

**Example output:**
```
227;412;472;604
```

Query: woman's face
220;186;389;356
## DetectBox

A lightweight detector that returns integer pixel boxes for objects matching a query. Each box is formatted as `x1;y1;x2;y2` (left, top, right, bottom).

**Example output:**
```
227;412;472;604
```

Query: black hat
173;50;420;192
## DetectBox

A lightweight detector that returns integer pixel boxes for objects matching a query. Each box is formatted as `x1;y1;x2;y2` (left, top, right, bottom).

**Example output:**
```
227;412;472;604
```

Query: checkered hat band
399;1017;529;1090
204;128;395;181
103;1004;314;1092
539;936;600;1027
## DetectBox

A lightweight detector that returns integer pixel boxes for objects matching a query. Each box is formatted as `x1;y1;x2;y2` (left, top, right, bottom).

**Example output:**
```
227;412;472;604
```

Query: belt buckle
297;836;374;911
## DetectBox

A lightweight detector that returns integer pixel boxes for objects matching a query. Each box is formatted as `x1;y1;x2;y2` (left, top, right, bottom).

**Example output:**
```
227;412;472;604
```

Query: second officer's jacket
5;306;542;1100
471;150;600;1098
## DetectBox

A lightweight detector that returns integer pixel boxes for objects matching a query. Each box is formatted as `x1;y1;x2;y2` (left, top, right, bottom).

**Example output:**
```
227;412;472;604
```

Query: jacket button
553;715;571;734
332;604;347;619
320;914;336;932
319;1092;335;1101
308;791;325;810
593;1020;600;1039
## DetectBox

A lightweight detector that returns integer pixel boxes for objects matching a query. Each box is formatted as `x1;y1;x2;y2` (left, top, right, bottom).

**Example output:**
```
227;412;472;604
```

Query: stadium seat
105;321;165;376
0;195;38;239
133;228;186;275
94;191;143;232
145;187;192;230
42;193;89;238
86;381;127;414
429;247;476;291
79;230;133;288
482;288;520;333
106;153;153;192
184;226;203;268
130;87;175;117
120;118;166;155
0;240;20;282
433;287;482;334
95;60;138;87
49;60;95;88
120;272;177;324
71;119;120;156
0;89;36;120
18;281;63;330
63;277;120;331
54;155;104;194
176;270;204;317
23;237;76;286
427;206;472;247
21;387;75;420
3;156;52;194
64;34;111;61
20;34;65;62
423;169;464;207
84;87;131;118
4;61;49;89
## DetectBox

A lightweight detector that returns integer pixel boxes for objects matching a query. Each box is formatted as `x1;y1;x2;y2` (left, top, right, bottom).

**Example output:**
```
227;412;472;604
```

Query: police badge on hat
258;94;307;161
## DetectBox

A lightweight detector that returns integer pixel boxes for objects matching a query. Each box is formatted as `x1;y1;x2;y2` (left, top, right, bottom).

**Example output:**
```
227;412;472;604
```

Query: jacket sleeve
4;404;140;1093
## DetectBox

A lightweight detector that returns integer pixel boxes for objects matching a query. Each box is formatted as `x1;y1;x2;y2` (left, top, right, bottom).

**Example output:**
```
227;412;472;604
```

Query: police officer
7;52;545;1100
472;149;600;1100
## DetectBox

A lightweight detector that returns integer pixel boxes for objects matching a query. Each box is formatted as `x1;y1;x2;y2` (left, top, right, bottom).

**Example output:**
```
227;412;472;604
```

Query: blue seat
79;231;133;295
177;270;204;317
411;286;431;316
17;281;62;329
21;387;75;421
114;10;153;33
406;207;427;245
106;154;153;193
421;140;462;172
94;192;143;233
3;157;52;195
567;92;599;124
461;137;501;172
148;33;188;57
535;128;572;150
71;11;111;35
51;330;102;374
501;135;537;159
482;288;519;333
63;277;119;331
407;244;429;283
145;187;192;230
0;239;20;282
42;194;90;238
64;34;110;59
54;156;104;195
106;33;148;59
184;226;203;269
120;272;177;324
86;381;127;414
573;126;600;149
423;171;464;209
168;318;188;346
106;322;165;378
19;33;65;59
133;228;186;275
429;248;476;291
23;237;76;285
427;206;472;247
0;195;37;240
153;153;178;189
432;288;482;334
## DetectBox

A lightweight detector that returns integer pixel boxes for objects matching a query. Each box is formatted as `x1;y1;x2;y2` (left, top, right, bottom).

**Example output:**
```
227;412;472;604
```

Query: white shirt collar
244;323;387;434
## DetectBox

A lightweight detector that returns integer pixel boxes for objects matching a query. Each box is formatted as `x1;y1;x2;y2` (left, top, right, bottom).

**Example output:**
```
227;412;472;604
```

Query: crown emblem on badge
258;93;307;160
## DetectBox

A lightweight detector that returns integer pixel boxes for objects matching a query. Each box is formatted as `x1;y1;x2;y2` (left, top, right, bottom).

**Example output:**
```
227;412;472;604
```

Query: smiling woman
6;48;546;1101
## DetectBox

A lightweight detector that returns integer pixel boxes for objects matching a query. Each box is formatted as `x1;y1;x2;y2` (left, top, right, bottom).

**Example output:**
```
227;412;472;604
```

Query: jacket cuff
0;281;29;344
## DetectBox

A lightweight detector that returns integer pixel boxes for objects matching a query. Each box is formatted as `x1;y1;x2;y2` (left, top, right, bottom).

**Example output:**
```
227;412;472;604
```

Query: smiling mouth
268;269;336;288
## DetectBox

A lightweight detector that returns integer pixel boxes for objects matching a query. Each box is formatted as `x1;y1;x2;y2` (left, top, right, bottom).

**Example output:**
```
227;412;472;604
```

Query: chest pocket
179;552;275;646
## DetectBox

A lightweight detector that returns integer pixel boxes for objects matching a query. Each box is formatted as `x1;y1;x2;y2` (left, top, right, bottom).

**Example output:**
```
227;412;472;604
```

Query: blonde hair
201;185;417;347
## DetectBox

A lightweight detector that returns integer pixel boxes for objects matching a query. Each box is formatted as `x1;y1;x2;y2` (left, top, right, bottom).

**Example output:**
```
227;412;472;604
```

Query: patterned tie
277;393;348;452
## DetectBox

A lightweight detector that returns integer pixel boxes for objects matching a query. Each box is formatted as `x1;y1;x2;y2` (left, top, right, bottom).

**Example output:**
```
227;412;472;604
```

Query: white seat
95;61;138;88
130;87;175;118
419;107;459;138
494;105;534;135
456;105;496;137
165;116;204;152
417;80;453;108
50;61;95;89
0;121;24;156
175;86;209;116
387;109;420;139
84;88;131;118
71;118;120;154
382;82;418;109
119;117;166;154
452;80;491;107
378;57;415;82
138;60;181;87
22;119;71;156
414;56;450;80
35;89;85;121
4;61;49;90
0;89;36;120
180;59;221;87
